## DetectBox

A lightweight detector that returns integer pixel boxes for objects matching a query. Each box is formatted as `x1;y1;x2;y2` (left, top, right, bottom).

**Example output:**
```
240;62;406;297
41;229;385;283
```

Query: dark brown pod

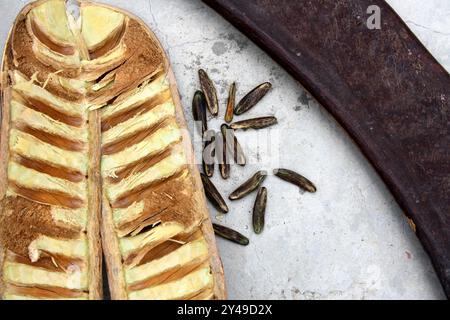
192;90;208;134
234;82;272;115
253;187;267;234
273;168;317;193
225;82;236;123
221;123;246;166
213;223;249;246
201;173;228;213
230;116;278;130
199;69;219;116
202;130;215;177
218;125;230;179
229;170;267;200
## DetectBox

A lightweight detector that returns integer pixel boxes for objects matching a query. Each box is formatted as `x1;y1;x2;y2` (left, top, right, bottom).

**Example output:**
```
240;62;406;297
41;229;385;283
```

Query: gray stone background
0;0;449;299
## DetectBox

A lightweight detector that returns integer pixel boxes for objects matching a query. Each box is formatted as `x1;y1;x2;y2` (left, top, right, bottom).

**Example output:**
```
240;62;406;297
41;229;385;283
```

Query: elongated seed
225;82;236;123
253;187;267;234
273;168;317;193
230;116;278;130
218;125;230;179
201;173;228;213
213;223;249;246
231;134;246;166
192;90;208;134
199;69;218;116
202;130;215;177
234;82;271;115
221;123;246;166
229;170;267;200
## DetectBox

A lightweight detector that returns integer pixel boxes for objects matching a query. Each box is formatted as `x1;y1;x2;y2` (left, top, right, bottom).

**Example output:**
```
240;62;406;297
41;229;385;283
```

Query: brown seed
218;125;230;179
221;123;246;166
213;223;249;246
201;173;228;213
273;168;317;193
234;82;272;115
229;170;267;200
253;187;267;234
225;82;236;123
199;69;218;116
230;116;278;130
192;90;208;134
202;130;215;177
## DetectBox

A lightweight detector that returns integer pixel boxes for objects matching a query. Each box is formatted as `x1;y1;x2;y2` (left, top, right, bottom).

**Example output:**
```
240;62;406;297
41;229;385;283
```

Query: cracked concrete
406;20;450;36
0;0;448;300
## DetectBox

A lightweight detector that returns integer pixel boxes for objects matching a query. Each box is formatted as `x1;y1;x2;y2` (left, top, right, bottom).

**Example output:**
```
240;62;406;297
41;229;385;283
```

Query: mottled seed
234;82;272;115
253;187;267;234
201;173;228;213
199;69;219;116
213;223;249;246
273;168;317;193
229;170;267;200
221;123;246;166
225;82;236;123
192;90;208;134
202;130;215;177
230;116;278;130
216;127;230;180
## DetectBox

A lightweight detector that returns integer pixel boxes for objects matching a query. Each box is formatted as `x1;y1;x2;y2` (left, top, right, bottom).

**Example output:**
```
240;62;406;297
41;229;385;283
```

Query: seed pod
253;187;267;234
225;82;236;123
201;173;228;213
229;170;267;200
221;123;246;166
213;223;249;246
273;168;317;193
234;82;272;115
198;69;218;116
192;90;208;134
230;116;278;130
202;130;215;177
218;125;230;179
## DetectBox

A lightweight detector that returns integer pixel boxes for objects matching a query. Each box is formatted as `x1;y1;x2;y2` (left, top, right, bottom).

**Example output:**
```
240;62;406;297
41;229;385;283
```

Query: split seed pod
229;170;267;200
225;82;236;123
253;187;267;234
230;116;278;130
273;168;317;193
234;82;272;115
213;223;249;246
192;90;208;134
198;69;218;116
201;173;228;213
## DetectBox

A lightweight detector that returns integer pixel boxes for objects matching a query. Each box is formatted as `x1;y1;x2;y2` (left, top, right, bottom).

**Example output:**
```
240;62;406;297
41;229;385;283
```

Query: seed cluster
194;69;316;246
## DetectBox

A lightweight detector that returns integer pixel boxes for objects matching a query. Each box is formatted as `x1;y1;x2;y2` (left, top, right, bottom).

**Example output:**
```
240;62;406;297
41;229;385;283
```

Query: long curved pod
0;0;226;300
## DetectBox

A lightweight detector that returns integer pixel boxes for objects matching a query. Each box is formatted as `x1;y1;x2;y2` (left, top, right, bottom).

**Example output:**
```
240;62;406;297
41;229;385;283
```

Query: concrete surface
0;0;449;299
